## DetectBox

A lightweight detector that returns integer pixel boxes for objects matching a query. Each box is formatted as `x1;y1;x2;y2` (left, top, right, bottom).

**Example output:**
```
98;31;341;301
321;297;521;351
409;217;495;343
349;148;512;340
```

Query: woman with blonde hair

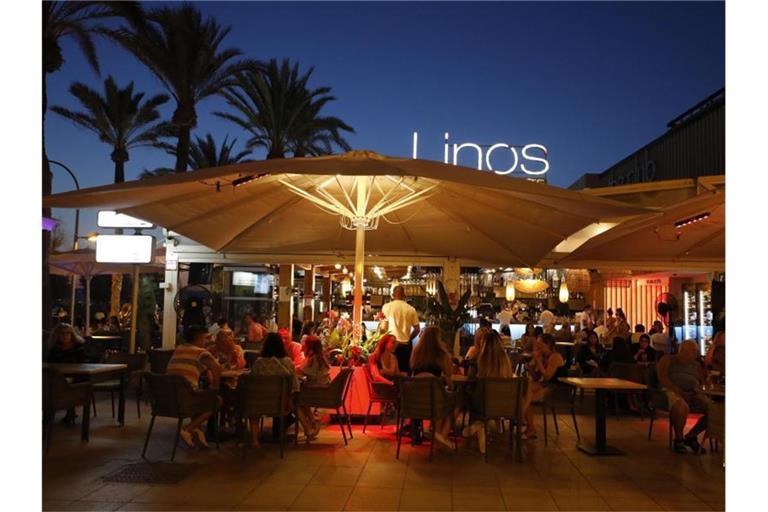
409;326;455;449
464;326;490;377
47;323;86;363
463;330;514;452
210;328;245;371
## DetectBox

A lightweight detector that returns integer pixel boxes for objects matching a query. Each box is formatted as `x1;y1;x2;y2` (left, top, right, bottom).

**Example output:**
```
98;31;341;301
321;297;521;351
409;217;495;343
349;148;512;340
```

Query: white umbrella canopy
50;248;165;278
44;151;647;267
557;190;724;270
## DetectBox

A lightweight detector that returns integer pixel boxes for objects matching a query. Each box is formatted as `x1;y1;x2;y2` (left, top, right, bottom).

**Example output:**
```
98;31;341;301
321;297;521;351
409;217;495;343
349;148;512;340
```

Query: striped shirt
167;343;219;390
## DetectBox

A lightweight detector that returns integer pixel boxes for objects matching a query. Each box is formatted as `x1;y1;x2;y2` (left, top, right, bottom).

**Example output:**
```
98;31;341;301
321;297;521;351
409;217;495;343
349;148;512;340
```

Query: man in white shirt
382;285;421;373
579;305;595;332
650;320;672;353
497;304;515;328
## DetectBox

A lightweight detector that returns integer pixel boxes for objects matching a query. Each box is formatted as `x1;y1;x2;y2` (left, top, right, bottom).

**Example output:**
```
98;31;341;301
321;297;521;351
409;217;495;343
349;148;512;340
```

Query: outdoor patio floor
43;394;725;511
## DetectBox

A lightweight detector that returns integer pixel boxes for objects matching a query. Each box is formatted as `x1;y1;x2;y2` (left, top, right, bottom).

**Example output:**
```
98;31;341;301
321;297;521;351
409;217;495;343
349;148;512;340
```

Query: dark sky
46;1;725;242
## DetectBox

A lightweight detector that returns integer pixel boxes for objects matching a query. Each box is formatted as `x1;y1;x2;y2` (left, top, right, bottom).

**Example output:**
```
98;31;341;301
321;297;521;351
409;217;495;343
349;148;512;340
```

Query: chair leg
428;419;435;462
44;411;55;454
542;406;548;447
648;409;655;440
142;415;156;459
111;391;115;418
279;415;285;459
342;404;353;439
295;412;299;446
484;421;489;463
171;418;183;462
337;408;348;446
363;402;373;433
136;394;141;420
381;402;387;430
81;401;91;442
92;395;98;417
551;408;560;436
395;413;402;459
571;407;580;441
668;419;673;451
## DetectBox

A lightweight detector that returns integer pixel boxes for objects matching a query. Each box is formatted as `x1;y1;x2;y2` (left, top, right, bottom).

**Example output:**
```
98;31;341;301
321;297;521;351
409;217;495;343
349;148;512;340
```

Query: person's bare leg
523;401;536;436
670;400;689;440
186;411;212;432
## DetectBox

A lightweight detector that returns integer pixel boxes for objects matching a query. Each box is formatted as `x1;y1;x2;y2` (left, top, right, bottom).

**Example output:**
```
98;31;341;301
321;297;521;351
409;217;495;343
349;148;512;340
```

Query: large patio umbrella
557;190;724;271
45;150;648;341
50;248;164;339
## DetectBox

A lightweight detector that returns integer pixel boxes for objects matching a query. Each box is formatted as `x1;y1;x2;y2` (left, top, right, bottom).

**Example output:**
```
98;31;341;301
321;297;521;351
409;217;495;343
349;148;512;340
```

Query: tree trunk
174;125;191;173
43;70;52;334
110;274;123;318
113;155;126;183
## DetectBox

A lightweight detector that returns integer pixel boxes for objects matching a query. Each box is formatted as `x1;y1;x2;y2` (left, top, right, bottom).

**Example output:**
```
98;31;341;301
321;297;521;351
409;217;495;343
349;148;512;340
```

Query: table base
577;441;625;456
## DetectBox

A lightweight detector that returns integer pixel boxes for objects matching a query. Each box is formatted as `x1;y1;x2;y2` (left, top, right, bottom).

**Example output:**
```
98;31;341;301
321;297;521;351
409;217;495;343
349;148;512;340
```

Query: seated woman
577;331;604;376
522;334;567;440
518;323;537;352
409;326;456;450
47;323;86;363
368;334;402;385
464;327;489;378
632;334;657;364
210;328;246;371
297;335;330;440
463;329;513;454
500;325;513;348
704;330;725;376
250;333;306;446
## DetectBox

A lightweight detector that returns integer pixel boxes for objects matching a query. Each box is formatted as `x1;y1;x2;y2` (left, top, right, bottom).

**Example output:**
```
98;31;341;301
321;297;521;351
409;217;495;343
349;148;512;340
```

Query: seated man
166;325;222;449
657;340;710;454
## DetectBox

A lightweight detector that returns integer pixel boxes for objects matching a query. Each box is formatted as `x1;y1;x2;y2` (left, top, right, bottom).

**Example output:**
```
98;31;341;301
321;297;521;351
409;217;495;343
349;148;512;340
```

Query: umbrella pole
69;275;76;324
129;264;139;353
352;178;367;345
85;276;91;335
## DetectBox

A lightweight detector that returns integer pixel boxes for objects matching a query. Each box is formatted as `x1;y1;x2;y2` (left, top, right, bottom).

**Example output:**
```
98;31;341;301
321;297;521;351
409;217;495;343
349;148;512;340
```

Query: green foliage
427;280;472;355
216;58;354;159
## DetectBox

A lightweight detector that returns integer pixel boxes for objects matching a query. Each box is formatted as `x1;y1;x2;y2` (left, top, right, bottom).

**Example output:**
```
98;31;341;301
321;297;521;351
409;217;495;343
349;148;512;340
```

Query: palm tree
216;59;354;159
51;76;169;183
42;1;142;331
189;134;252;169
106;3;259;172
139;167;175;180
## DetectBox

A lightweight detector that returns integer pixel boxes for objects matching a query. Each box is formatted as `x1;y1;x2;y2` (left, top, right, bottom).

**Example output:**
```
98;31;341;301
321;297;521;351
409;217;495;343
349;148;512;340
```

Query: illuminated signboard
97;210;154;229
96;235;155;264
411;131;549;176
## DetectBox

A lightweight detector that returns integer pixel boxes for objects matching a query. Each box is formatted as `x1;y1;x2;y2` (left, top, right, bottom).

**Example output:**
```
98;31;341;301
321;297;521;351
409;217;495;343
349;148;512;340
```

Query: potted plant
427;280;472;356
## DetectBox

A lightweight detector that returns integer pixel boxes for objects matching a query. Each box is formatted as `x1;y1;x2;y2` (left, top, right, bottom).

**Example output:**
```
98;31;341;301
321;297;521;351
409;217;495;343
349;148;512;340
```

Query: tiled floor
43;395;725;511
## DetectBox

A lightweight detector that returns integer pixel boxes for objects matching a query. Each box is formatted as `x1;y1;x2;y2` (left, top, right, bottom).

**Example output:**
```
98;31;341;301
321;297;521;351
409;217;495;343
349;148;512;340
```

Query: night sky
46;1;725;242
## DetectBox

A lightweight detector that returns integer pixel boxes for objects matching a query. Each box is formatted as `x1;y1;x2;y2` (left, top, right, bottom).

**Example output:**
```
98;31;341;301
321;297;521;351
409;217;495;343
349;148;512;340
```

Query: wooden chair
395;376;457;461
703;401;724;457
607;362;649;419
647;365;674;450
43;367;93;454
362;365;398;433
473;377;527;462
236;374;295;459
297;368;354;445
148;349;174;374
92;352;147;419
534;384;580;446
141;373;220;461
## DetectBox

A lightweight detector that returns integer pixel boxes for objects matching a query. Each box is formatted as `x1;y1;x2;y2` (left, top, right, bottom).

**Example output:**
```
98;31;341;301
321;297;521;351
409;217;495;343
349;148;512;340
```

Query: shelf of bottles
681;283;713;355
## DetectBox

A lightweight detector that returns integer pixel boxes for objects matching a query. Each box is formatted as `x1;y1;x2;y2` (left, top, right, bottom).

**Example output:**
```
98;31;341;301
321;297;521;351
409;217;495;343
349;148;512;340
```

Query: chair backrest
143;372;195;418
237;374;292;418
398;376;445;421
555;344;574;364
244;351;260;369
608;362;646;384
481;377;526;419
43;367;68;411
333;367;355;407
148;349;175;374
544;384;575;406
106;352;148;372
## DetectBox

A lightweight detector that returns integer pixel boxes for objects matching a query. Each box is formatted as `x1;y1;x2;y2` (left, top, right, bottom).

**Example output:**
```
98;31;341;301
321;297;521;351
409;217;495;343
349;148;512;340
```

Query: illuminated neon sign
411;131;550;176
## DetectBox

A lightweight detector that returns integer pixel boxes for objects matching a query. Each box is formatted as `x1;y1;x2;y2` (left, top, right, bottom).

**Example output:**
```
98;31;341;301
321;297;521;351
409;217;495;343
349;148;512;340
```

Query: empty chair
43;367;93;454
362;365;398;433
533;384;580;446
608;362;649;419
141;373;220;461
647;365;674;450
395;376;456;461
236;374;295;459
473;377;527;462
148;349;174;374
296;368;354;445
92;352;147;419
